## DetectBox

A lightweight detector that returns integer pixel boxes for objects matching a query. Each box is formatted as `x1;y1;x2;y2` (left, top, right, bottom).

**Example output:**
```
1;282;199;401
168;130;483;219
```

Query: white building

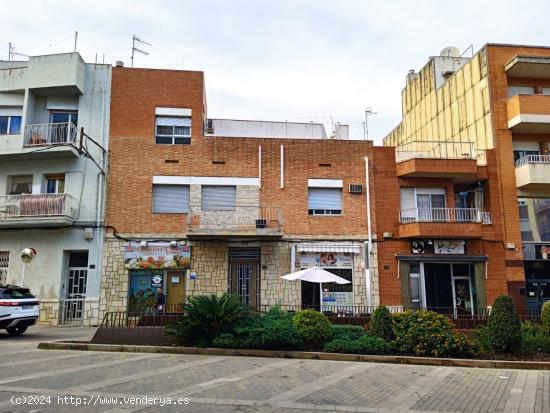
0;53;111;325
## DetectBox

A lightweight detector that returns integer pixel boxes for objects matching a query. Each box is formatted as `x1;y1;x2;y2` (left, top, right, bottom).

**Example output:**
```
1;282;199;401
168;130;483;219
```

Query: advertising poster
124;242;191;269
300;252;353;268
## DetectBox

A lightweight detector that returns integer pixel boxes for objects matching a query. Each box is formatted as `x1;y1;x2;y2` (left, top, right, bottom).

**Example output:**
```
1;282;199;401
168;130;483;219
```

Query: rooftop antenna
364;107;377;140
131;34;151;68
8;43;29;61
74;30;78;52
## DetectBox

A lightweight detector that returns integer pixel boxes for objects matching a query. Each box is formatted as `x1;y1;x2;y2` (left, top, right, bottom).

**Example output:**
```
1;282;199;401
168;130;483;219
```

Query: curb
37;341;550;371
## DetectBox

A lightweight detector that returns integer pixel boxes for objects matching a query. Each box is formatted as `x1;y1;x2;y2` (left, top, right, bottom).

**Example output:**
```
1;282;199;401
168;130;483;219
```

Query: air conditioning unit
348;184;363;194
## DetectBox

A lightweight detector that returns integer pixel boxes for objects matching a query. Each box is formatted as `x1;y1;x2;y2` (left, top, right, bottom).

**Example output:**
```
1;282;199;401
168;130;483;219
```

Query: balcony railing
23;122;78;147
400;207;490;224
187;206;283;232
515;154;550;167
0;194;78;220
395;140;485;164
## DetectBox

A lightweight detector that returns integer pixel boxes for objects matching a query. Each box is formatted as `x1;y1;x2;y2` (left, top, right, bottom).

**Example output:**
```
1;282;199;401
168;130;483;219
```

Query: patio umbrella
281;266;351;310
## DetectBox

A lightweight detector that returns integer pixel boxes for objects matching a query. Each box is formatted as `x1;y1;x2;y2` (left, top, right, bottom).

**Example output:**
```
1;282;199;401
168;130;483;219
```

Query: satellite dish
440;47;461;58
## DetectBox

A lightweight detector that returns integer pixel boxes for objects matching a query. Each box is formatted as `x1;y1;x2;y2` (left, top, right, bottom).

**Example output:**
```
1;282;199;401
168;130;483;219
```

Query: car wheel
6;326;27;336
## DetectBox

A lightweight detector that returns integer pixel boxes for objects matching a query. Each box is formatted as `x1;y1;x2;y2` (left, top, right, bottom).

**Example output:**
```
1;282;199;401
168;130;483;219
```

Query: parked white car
0;285;39;336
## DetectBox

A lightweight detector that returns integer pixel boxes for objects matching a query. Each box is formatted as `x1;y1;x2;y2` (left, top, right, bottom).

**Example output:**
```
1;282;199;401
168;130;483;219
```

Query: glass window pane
155;136;173;144
174;126;190;136
174;137;191;145
0;117;8;134
51;113;70;123
156;125;173;135
8;116;21;134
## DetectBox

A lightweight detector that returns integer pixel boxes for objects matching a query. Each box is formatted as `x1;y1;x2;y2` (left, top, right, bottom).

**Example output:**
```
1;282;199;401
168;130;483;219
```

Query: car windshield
1;288;35;299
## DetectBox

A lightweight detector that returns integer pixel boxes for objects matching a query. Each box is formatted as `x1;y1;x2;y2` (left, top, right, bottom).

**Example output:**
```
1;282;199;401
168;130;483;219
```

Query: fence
101;304;541;330
515;154;550;167
0;193;78;219
399;207;487;223
23;122;78;146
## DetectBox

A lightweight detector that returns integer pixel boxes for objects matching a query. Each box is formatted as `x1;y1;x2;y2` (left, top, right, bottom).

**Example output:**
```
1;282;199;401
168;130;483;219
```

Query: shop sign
151;274;163;288
300;252;353;268
412;239;465;255
124;242;191;269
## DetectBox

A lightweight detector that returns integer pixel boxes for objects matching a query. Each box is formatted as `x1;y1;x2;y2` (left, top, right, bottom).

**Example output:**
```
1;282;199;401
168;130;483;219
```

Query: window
201;186;236;210
507;86;534;98
45;174;65;194
410;263;421;309
152;184;190;213
400;187;446;222
7;175;32;195
308;188;342;215
0;251;8;285
155;117;191;145
0;116;22;135
51;112;78;125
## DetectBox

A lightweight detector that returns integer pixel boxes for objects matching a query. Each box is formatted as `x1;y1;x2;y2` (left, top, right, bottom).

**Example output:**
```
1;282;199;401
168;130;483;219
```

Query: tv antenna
8;43;29;61
363;107;377;140
131;34;151;68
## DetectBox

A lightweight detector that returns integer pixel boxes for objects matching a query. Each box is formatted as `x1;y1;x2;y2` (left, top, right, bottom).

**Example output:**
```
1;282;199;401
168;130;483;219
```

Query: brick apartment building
99;66;381;318
383;44;550;313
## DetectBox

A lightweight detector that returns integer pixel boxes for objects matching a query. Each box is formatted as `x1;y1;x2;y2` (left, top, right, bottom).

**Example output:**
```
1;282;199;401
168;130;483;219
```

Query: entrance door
452;276;474;316
61;251;88;325
228;248;260;309
424;263;453;312
166;270;186;312
527;280;550;311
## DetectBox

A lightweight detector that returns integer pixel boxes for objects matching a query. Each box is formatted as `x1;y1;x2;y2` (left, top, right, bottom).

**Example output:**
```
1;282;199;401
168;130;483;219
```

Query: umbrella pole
319;282;323;312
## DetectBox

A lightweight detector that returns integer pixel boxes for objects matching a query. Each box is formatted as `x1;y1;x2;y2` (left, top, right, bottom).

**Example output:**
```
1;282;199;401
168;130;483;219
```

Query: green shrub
165;293;250;346
212;306;303;351
541;301;550;332
292;310;332;350
487;295;522;354
368;305;394;341
330;324;365;341
452;332;481;358
392;310;457;357
519;321;550;355
472;326;493;354
323;335;390;355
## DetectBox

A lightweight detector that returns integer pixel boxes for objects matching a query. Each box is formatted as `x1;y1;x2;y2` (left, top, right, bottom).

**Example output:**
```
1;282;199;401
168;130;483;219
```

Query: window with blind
201;186;236;210
308;187;342;215
155;116;192;145
152;185;190;213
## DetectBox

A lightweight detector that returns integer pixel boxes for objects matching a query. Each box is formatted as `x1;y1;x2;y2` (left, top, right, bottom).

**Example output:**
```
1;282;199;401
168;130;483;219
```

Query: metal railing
515;154;550;167
100;305;542;329
23;122;78;146
59;298;85;325
0;193;78;219
187;205;283;231
399;207;489;223
395;140;478;163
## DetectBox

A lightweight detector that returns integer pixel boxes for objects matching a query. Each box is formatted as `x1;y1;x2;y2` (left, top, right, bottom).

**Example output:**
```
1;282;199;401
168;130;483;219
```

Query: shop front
398;239;487;317
124;242;191;313
523;243;550;311
296;243;362;311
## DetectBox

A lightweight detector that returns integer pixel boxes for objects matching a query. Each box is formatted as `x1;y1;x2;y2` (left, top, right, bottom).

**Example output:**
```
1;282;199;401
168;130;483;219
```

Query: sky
2;0;550;143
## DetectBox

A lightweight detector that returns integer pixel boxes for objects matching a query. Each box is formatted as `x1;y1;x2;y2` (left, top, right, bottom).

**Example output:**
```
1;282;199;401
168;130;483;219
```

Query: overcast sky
2;0;549;143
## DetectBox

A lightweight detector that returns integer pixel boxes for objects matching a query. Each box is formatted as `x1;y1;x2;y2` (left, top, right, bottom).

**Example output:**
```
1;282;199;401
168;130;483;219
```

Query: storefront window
518;198;550;242
128;270;163;313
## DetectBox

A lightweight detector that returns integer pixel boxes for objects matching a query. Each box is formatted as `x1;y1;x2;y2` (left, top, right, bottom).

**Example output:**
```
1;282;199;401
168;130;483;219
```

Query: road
0;326;548;412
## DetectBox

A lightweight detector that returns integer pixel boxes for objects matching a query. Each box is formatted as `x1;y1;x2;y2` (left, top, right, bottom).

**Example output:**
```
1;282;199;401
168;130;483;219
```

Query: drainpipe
364;156;373;308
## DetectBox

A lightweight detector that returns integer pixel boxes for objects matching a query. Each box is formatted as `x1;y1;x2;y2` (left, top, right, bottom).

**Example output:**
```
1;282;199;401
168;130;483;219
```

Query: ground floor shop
523;243;550;311
99;236;379;318
397;239;487;316
0;227;103;326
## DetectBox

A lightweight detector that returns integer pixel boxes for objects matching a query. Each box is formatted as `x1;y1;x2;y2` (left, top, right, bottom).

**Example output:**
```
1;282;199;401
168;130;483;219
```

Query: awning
396;254;487;262
504;55;550;78
297;243;361;254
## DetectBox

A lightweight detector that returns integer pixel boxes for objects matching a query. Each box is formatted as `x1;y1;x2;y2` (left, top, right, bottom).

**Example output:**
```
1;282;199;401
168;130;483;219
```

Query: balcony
0;123;80;159
507;94;550;133
186;206;283;239
0;193;78;228
398;207;491;238
395;141;485;182
515;155;550;196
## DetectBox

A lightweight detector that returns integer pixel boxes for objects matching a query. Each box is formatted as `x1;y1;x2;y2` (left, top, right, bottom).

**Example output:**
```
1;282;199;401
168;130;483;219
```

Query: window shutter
308;188;342;211
152;185;189;213
156;117;192;127
201;186;236;210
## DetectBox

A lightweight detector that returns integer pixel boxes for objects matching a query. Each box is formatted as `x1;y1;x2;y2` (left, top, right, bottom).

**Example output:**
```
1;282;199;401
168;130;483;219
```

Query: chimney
115;61;124;68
